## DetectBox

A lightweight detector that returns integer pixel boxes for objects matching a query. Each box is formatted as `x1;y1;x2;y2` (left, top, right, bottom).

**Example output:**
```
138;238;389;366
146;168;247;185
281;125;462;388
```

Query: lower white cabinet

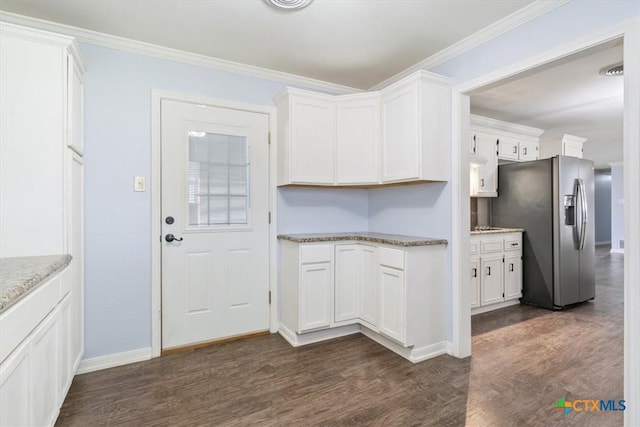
279;239;447;363
470;232;523;314
0;266;82;427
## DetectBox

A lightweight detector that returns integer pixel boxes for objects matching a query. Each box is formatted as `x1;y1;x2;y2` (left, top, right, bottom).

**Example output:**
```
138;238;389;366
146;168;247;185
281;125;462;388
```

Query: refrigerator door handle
578;178;588;250
573;179;581;249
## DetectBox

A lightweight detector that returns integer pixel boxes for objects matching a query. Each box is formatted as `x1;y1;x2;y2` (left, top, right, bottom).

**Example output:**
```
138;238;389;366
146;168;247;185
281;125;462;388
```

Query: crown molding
470;114;545;138
369;0;571;90
0;10;359;95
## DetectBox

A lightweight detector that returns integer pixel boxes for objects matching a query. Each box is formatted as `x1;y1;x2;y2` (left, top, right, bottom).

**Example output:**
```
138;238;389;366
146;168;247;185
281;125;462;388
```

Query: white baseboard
77;347;152;374
610;248;625;254
471;298;520;315
278;324;360;347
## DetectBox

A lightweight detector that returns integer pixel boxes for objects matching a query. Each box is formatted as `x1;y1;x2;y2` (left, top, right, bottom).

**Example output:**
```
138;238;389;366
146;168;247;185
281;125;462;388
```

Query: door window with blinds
187;131;250;227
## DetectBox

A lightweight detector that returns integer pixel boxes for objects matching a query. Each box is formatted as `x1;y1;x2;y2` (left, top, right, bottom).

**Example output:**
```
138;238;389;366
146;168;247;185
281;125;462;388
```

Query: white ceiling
470;39;624;168
0;0;533;90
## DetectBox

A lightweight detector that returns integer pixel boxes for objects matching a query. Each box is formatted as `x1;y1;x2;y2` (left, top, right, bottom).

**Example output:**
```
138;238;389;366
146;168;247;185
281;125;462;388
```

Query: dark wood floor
56;246;623;426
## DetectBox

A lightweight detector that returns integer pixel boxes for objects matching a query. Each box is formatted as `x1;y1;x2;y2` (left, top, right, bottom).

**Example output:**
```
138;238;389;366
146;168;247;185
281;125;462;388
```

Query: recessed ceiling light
265;0;314;11
600;62;624;76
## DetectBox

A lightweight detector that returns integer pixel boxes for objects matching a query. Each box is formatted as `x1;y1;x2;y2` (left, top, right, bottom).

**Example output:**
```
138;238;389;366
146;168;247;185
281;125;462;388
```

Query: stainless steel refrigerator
491;156;595;309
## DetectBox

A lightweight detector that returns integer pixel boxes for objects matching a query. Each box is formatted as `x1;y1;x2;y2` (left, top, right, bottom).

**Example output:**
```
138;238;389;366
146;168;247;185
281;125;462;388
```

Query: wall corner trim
77;347;152;374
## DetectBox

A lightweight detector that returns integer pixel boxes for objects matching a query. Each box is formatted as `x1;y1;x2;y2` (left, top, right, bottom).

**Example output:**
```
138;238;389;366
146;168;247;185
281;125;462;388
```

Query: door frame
150;90;278;357
450;18;639;425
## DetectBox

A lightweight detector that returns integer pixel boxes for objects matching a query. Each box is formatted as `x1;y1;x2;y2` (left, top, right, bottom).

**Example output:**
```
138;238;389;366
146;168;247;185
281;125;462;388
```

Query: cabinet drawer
378;247;405;270
300;245;332;263
504;237;522;252
480;240;502;253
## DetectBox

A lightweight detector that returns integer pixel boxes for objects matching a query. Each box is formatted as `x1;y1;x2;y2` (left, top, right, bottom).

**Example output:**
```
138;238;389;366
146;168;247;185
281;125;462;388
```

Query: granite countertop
0;254;72;313
277;232;448;247
470;227;525;235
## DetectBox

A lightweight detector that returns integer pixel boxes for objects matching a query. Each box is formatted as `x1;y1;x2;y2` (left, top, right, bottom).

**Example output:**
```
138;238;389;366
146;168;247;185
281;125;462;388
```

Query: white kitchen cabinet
0;22;85;258
504;254;523;300
31;305;61;427
470;259;480;309
359;245;378;327
380;71;451;183
480;255;504;306
471;132;498;197
378;265;406;344
497;136;519;161
336;94;380;185
279;238;447;363
276;89;335;185
470;232;523;314
539;134;586;159
0;339;31;427
519;140;538;161
334;245;361;323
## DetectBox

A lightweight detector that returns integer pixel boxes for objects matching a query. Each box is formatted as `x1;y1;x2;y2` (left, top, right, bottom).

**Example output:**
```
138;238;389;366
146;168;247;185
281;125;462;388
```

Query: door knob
165;234;183;242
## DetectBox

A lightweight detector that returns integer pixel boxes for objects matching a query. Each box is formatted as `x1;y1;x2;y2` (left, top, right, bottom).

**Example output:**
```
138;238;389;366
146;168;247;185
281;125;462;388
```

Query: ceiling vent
265;0;314;10
600;62;624;76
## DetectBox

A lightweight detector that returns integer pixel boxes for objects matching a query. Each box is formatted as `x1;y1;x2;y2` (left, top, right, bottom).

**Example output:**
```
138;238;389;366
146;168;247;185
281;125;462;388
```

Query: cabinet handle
513;146;518;154
523;147;528;156
509;263;514;272
480;178;485;188
511;242;518;247
486;266;491;276
472;268;477;278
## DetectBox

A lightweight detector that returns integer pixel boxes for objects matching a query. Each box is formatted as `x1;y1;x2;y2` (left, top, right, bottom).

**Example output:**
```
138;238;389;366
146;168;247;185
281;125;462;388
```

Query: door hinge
268;291;272;304
502;256;505;262
268;211;271;224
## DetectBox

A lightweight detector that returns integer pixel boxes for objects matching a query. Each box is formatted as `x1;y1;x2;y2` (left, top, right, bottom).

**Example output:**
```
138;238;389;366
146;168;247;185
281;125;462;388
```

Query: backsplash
470;197;491;228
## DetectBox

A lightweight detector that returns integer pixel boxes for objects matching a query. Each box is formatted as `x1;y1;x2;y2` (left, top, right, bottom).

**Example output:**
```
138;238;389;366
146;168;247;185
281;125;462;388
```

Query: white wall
611;163;624;252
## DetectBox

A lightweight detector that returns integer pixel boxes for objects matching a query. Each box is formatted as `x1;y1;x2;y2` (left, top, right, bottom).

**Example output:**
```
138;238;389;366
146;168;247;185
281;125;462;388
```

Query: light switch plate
134;176;146;192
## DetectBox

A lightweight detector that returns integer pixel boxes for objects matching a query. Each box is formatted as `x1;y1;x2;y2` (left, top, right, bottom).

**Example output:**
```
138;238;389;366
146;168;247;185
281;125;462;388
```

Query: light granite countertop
470;227;525;235
0;254;72;313
277;232;448;247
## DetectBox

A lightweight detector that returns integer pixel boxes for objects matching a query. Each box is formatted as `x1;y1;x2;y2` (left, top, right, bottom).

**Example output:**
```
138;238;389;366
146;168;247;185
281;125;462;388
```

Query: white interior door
161;99;270;350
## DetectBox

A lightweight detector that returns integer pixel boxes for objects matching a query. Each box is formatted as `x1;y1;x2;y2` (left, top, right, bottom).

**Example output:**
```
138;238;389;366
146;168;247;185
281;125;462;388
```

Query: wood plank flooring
56;246;623;426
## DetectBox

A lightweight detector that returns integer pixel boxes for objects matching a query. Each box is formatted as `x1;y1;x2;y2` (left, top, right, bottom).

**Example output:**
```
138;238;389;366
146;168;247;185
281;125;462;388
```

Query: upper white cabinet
539;134;586;159
470;115;544;198
380;71;451;183
335;94;380;185
0;22;85;257
276;70;450;187
276;89;336;185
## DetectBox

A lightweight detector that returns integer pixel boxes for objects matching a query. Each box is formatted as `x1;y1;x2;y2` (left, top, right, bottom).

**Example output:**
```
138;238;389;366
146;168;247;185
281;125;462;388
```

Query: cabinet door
334;245;360;323
475;133;498;195
31;308;60;427
381;82;420;182
504;254;523;300
518;141;538;161
378;266;406;344
470;258;480;309
359;245;378;327
336;97;380;184
69;152;84;370
290;94;335;184
67;54;83;155
480;256;503;306
497;136;519;160
299;262;332;332
563;140;583;158
59;295;72;402
0;340;31;427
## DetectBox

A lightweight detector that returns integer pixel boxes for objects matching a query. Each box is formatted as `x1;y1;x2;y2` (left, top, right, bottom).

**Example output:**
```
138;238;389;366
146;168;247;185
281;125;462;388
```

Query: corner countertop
470;227;525;235
0;254;72;313
277;232;448;247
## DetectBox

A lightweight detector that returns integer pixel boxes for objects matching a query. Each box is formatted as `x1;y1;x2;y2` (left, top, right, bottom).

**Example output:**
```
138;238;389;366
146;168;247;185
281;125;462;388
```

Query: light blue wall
80;0;639;358
611;164;624;251
594;169;612;244
79;44;365;358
